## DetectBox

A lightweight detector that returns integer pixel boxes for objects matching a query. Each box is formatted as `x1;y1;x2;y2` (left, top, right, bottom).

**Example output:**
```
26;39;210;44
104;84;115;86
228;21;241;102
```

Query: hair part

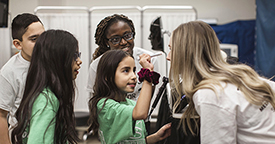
170;21;275;135
11;13;43;41
12;29;79;144
92;14;135;60
88;49;133;134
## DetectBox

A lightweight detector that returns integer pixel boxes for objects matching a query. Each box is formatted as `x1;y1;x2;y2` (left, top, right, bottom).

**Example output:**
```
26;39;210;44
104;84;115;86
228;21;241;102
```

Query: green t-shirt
97;98;147;144
22;88;59;144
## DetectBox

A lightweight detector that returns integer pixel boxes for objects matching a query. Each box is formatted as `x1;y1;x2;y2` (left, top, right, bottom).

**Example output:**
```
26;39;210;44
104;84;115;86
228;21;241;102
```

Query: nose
148;33;152;40
77;57;82;65
120;37;128;45
166;51;171;61
131;71;137;80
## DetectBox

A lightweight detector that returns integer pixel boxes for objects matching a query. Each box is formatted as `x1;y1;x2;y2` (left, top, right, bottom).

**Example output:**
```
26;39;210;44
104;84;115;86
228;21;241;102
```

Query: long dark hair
88;50;133;134
12;29;79;144
93;14;135;60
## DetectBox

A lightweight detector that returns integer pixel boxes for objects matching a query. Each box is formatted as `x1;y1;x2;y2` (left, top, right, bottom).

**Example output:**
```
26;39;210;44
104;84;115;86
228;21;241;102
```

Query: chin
126;89;135;93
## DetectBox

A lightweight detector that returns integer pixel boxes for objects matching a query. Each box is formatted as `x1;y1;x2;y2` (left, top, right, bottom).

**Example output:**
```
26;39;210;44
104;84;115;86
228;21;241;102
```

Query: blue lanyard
181;95;186;101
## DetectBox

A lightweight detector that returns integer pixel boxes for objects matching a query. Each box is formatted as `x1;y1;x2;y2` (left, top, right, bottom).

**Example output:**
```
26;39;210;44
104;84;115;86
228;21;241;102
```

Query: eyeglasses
74;52;81;61
107;32;134;45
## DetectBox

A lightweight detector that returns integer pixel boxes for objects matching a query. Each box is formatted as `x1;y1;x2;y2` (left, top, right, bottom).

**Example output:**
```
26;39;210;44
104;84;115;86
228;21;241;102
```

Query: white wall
9;0;256;24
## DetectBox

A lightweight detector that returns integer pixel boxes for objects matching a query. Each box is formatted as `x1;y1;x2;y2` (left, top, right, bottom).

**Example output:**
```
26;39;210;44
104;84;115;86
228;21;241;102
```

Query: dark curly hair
93;14;136;60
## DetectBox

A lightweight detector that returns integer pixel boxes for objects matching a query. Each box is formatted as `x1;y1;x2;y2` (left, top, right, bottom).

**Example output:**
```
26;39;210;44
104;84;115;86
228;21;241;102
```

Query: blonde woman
166;21;275;143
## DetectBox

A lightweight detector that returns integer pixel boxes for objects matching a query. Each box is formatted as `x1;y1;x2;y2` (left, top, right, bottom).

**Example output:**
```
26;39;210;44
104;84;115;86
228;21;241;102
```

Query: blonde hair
169;21;275;135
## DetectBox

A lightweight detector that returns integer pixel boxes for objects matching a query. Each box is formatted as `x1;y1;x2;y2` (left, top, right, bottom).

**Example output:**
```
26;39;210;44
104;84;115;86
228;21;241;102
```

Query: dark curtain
255;0;275;80
211;20;256;67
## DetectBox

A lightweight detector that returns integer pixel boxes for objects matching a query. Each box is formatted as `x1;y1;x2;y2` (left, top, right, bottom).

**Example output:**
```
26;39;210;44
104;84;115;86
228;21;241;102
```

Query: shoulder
193;82;240;105
0;53;29;94
193;88;217;105
97;98;121;107
125;98;136;106
97;98;135;112
90;55;102;68
0;53;29;78
33;88;59;111
193;82;248;114
97;98;115;109
1;53;26;70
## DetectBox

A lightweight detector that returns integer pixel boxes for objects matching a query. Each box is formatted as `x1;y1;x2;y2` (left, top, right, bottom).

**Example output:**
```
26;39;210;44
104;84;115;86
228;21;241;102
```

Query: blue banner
255;0;275;79
211;20;256;67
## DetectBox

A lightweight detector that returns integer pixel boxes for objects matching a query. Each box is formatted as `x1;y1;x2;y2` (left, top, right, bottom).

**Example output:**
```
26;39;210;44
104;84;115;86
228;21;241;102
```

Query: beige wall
9;0;256;24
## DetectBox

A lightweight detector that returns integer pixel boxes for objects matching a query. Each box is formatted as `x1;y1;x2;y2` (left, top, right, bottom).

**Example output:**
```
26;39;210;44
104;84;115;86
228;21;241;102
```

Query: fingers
163;123;171;133
139;54;154;71
139;54;151;63
159;123;172;140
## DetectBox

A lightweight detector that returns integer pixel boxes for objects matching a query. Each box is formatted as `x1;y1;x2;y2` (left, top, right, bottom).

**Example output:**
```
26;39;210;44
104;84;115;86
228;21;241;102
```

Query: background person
88;50;171;143
87;14;160;133
167;21;275;143
11;30;82;144
0;13;44;143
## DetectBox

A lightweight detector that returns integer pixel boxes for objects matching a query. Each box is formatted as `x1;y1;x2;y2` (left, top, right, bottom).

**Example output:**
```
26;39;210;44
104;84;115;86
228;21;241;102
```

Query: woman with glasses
87;14;160;133
87;14;161;134
11;30;82;144
87;14;159;102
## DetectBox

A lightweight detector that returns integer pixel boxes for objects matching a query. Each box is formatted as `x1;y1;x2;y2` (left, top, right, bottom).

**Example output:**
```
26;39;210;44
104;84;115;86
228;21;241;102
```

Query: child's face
72;51;82;80
115;56;137;93
18;22;45;61
106;21;134;55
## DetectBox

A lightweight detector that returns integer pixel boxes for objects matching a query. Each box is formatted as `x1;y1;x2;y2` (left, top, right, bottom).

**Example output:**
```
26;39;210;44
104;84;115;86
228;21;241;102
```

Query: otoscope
148;76;169;117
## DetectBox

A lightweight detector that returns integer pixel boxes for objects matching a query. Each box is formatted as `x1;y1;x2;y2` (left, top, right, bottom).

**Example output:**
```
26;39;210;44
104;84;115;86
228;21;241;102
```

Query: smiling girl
88;50;170;144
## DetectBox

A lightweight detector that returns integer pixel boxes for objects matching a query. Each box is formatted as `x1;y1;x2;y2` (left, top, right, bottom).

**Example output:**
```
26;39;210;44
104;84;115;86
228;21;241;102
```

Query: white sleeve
86;59;99;94
193;90;237;144
151;56;160;75
0;73;15;112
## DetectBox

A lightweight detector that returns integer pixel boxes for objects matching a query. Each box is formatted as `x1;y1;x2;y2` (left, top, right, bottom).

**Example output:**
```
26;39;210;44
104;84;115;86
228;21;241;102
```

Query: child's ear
13;39;22;50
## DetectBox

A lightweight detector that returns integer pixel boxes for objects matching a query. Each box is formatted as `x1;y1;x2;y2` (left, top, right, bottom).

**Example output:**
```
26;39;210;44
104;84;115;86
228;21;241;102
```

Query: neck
114;91;127;102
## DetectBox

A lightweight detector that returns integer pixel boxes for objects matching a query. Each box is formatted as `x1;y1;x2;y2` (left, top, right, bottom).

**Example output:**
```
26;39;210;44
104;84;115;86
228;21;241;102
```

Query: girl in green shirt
88;50;171;144
12;30;82;144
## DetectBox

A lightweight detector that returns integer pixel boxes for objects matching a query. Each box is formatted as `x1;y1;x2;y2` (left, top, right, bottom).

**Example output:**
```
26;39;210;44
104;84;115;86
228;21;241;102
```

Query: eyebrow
121;66;131;71
28;34;40;39
110;31;132;38
121;66;136;72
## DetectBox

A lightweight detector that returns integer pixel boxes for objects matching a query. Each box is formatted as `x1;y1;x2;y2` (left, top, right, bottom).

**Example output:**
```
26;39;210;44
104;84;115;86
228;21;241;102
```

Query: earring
107;45;110;48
